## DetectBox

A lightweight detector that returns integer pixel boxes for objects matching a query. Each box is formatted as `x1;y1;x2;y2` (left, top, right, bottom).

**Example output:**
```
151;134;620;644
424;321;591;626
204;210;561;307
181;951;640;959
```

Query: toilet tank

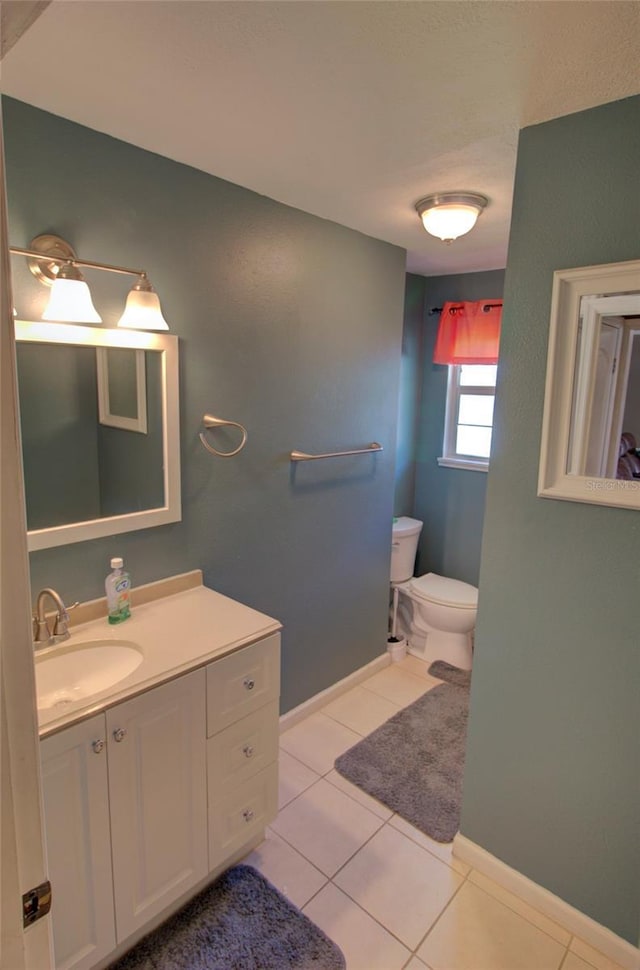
391;517;423;583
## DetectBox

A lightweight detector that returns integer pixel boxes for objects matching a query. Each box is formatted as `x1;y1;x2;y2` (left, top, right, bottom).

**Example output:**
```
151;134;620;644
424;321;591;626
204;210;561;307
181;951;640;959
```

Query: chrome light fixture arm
9;242;146;284
9;234;170;330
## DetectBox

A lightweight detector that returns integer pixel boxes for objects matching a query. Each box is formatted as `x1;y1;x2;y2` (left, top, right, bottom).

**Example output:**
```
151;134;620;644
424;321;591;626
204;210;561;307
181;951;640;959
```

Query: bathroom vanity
37;576;281;970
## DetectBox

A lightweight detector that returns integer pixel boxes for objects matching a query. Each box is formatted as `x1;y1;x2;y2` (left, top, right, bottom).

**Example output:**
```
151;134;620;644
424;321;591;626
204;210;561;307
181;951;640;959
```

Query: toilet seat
408;573;477;609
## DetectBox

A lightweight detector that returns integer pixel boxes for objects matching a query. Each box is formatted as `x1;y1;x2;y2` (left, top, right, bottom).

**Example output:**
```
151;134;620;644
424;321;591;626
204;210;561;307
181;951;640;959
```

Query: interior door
0;103;53;969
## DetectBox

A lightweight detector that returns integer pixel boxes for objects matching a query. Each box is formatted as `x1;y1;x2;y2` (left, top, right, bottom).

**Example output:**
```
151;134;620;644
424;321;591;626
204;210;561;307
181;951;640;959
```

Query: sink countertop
37;584;282;737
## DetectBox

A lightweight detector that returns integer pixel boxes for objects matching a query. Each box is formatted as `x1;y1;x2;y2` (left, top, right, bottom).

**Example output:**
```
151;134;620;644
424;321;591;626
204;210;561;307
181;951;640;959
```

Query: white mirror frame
538;259;640;509
15;321;181;550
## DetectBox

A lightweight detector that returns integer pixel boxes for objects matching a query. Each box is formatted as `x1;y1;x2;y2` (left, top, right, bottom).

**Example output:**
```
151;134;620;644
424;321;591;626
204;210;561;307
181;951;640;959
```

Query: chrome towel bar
199;414;248;457
290;442;383;462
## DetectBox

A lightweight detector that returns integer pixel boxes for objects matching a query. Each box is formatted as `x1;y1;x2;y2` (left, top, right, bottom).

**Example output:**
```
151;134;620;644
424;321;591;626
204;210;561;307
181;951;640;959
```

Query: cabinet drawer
207;701;279;790
208;765;278;869
206;633;280;736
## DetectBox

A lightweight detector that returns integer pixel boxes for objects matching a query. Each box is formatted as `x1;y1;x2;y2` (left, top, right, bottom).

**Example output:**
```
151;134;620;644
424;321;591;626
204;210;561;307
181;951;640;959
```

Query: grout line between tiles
322;771;393;820
410;863;471;958
557;946;572;969
317;879;415;961
468;874;576;951
563;934;615;970
315;706;369;738
358;674;432;705
279;762;470;883
278;746;323;777
319;701;409;738
279;750;470;874
386;815;469;874
326;815;469;960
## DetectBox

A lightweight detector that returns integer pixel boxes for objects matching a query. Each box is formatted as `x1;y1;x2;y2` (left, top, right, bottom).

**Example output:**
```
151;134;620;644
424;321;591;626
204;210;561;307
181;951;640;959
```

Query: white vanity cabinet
206;633;280;868
40;714;116;970
41;668;207;970
106;669;208;942
40;630;281;970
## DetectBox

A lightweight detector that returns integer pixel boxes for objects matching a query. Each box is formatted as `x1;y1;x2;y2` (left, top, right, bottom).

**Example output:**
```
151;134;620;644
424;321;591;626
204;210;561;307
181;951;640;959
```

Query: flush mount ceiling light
415;192;488;243
10;233;170;330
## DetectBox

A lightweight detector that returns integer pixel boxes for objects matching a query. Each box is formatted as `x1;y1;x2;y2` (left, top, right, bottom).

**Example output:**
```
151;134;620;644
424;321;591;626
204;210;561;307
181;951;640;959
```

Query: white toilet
391;516;478;670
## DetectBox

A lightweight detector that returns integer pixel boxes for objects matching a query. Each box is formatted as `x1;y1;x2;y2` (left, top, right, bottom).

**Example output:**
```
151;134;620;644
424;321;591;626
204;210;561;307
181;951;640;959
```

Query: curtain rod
428;302;502;315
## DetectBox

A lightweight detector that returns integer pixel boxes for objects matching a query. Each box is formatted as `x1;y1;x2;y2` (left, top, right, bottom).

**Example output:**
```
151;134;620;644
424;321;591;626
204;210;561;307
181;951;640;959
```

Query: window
438;363;497;471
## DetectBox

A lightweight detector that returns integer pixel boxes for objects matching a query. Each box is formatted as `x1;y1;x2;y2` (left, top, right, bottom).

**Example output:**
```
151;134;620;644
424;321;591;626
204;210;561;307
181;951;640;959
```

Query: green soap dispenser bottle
105;557;132;624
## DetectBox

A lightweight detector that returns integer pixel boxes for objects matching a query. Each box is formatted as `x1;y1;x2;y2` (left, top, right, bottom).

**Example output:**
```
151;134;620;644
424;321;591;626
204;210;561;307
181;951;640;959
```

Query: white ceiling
2;1;639;276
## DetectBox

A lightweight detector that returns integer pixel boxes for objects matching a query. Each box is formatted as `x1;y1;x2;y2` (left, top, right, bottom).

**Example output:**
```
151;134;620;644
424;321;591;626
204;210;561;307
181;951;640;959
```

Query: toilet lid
392;516;423;537
409;573;478;609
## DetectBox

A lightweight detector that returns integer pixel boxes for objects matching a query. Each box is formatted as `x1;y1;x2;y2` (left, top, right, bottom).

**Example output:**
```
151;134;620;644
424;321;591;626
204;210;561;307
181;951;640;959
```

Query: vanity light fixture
415;192;488;243
10;233;170;331
42;261;102;324
117;274;169;331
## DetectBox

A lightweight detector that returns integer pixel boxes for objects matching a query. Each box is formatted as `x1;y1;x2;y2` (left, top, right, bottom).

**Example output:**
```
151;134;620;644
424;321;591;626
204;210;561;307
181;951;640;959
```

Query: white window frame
437;364;497;472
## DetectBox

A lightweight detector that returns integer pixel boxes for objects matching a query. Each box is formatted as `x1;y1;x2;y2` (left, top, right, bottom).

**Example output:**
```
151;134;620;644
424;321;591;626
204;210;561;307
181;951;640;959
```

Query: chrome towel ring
199;414;248;457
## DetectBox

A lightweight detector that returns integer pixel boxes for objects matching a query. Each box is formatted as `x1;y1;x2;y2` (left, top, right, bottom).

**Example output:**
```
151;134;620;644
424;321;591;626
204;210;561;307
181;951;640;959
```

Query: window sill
437;456;489;473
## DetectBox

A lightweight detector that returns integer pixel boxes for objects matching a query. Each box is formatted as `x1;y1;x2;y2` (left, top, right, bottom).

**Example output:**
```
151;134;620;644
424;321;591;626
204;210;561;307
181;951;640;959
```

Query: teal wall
398;269;504;587
4;97;407;714
461;95;640;944
393;273;425;517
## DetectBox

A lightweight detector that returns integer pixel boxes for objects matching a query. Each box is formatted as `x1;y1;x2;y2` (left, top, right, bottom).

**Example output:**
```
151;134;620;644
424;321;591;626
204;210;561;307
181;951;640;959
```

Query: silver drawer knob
113;728;127;743
242;809;254;823
243;678;255;691
242;744;254;758
91;739;105;754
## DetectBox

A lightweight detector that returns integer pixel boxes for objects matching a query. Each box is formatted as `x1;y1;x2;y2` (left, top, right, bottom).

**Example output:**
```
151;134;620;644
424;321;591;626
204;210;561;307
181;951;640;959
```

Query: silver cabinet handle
113;728;127;743
243;678;255;691
92;739;105;754
242;744;254;759
242;809;254;823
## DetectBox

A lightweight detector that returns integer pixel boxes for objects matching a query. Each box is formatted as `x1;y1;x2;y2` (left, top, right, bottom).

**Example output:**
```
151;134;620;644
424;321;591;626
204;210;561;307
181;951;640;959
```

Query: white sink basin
35;639;144;711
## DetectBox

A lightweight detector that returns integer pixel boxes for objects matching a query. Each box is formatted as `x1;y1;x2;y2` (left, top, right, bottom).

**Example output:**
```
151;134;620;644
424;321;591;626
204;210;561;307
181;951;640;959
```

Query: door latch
22;880;52;927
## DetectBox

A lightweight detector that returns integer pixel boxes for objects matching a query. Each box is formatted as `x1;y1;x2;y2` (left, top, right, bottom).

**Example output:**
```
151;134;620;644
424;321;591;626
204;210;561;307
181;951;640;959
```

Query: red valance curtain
433;300;503;365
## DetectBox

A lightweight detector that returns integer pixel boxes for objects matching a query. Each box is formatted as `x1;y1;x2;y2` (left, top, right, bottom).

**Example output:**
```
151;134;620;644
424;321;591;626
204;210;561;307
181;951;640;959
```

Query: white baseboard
453;834;640;970
279;651;391;733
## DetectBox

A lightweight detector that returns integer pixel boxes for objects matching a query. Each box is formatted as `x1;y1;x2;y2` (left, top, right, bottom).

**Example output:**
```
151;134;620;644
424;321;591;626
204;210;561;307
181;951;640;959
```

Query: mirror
96;347;148;434
538;259;640;509
15;321;181;550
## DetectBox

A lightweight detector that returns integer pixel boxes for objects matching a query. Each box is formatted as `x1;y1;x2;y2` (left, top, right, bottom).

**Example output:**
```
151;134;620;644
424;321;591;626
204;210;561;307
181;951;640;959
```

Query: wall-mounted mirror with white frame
538;259;640;509
15;320;181;550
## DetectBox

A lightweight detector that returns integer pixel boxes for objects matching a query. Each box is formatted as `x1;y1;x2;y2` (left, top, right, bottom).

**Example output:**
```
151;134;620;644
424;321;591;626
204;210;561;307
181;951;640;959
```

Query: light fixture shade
42;265;102;323
117;277;169;331
415;193;488;242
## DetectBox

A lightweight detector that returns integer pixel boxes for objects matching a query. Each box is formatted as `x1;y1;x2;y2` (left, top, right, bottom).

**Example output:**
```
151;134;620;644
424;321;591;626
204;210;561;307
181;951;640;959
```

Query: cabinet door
40;714;116;970
106;669;208;942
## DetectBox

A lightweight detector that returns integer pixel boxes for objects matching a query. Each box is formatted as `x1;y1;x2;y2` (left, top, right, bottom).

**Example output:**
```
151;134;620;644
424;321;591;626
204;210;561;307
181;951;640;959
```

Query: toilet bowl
397;573;477;669
390;517;478;670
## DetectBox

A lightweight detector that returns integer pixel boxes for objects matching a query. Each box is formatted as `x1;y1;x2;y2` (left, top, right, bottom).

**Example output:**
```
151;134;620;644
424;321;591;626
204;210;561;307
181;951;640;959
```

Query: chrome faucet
33;588;78;648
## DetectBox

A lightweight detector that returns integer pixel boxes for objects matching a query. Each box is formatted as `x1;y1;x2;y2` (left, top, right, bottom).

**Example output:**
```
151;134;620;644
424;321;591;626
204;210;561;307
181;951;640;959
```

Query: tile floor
242;656;626;970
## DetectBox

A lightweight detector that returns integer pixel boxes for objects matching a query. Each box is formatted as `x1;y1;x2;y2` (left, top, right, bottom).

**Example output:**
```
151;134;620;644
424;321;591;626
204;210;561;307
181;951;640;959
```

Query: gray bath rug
335;682;469;843
428;659;472;689
108;864;345;970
